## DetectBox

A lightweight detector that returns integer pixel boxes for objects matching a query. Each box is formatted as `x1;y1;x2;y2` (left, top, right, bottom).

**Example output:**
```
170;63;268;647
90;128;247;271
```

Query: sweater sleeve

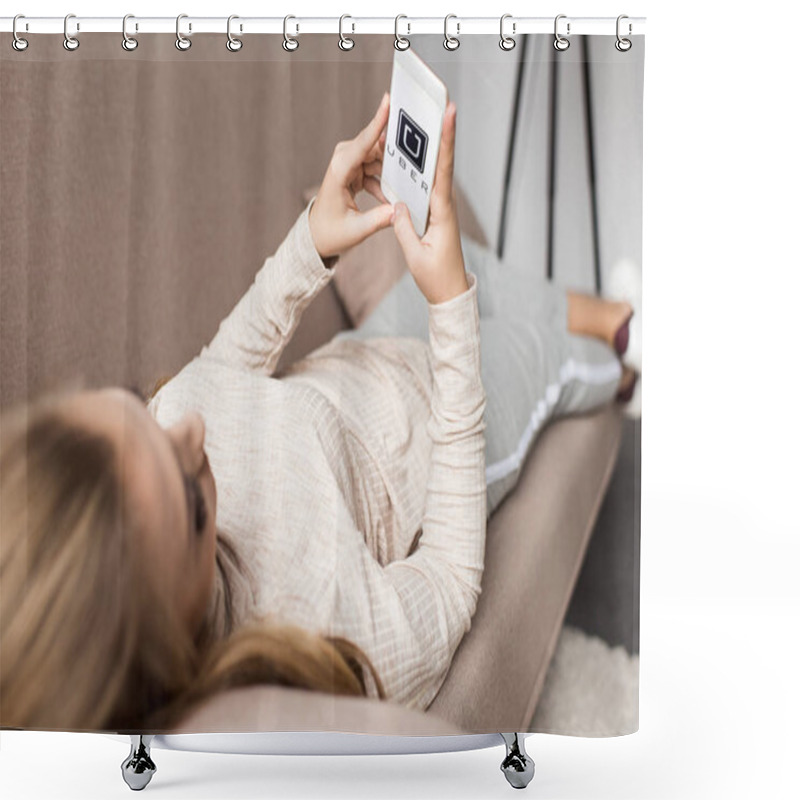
198;196;339;374
333;271;487;709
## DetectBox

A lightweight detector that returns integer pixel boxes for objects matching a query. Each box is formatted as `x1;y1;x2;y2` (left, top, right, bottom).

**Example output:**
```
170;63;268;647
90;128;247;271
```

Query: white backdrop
1;1;798;799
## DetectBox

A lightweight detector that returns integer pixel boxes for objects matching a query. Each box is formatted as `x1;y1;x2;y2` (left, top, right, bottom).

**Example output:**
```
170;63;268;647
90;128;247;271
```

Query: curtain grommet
226;15;243;52
499;14;516;51
12;14;29;51
443;14;460;51
283;15;299;51
63;13;80;51
175;13;192;51
339;14;355;51
553;14;570;51
394;15;410;51
615;15;632;52
121;14;138;51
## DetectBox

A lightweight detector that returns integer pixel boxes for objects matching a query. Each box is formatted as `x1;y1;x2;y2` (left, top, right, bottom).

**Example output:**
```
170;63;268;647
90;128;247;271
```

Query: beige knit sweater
147;197;487;710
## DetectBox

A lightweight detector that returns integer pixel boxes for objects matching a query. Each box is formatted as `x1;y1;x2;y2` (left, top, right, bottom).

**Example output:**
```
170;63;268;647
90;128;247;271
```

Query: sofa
0;36;623;736
166;186;623;736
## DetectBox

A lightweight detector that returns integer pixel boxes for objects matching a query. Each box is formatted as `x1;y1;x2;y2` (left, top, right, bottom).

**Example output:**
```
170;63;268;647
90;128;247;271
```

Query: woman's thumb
356;203;394;240
391;203;422;261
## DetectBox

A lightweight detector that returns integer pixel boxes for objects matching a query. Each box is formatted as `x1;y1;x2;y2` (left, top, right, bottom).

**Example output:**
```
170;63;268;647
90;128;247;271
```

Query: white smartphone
381;48;449;238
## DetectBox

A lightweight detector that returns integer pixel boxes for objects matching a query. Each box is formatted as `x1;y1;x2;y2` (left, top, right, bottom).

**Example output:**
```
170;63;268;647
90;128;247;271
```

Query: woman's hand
308;93;394;261
390;102;468;305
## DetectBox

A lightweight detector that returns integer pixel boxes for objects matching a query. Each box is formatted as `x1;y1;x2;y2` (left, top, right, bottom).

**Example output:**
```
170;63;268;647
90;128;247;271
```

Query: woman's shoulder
145;356;291;424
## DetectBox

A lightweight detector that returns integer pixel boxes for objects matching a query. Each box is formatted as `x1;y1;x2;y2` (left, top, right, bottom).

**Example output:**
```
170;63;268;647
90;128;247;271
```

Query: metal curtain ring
227;15;243;51
394;15;410;51
122;14;138;51
615;14;632;52
339;14;354;51
283;15;298;51
553;14;570;51
12;14;29;51
443;14;460;51
63;13;80;51
175;13;191;51
499;14;516;51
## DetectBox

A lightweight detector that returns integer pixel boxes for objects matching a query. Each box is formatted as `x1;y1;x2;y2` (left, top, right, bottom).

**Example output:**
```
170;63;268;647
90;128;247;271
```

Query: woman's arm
199;94;394;374
385;101;488;705
332;273;486;708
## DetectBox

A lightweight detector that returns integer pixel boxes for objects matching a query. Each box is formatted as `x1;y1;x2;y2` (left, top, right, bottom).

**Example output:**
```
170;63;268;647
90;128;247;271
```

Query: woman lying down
0;93;640;731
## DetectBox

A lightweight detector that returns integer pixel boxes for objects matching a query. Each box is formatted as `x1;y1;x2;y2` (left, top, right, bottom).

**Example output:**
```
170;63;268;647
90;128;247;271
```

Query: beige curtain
0;33;394;408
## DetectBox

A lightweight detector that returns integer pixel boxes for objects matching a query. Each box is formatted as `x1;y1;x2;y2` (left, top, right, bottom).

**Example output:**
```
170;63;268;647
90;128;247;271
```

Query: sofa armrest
428;406;623;732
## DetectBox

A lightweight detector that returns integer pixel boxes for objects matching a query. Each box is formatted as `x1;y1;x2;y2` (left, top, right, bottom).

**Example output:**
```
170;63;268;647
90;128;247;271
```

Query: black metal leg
500;733;535;789
121;735;156;791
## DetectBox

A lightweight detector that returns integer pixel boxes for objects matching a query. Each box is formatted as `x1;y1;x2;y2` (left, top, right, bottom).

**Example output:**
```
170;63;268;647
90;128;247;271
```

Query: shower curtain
0;27;644;739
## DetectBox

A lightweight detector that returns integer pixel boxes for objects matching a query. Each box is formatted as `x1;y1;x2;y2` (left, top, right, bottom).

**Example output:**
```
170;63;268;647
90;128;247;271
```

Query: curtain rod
0;16;646;38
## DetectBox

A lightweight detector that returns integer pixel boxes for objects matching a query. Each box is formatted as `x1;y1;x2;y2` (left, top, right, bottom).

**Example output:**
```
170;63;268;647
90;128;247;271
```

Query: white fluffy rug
530;625;639;737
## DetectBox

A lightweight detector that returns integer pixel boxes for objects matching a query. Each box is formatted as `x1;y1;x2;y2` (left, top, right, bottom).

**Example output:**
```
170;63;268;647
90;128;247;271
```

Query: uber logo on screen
396;109;428;173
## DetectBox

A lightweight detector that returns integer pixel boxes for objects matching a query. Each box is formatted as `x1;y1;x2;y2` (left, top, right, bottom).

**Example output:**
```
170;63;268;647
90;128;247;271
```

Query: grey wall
416;34;644;293
586;35;645;287
413;35;521;253
500;37;553;280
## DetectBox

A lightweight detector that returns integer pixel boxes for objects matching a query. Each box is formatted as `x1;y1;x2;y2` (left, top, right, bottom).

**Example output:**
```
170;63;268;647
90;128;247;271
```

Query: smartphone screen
381;49;448;237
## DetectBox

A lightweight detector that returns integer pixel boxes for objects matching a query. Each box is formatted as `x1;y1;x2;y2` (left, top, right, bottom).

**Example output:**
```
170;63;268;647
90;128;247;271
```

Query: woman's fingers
349;201;394;242
431;102;456;213
332;94;389;184
391;202;423;264
367;131;386;164
363;159;382;178
353;93;390;161
363;175;389;205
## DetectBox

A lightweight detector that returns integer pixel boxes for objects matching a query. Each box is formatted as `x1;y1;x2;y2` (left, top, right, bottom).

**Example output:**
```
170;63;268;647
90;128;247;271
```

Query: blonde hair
0;381;385;733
